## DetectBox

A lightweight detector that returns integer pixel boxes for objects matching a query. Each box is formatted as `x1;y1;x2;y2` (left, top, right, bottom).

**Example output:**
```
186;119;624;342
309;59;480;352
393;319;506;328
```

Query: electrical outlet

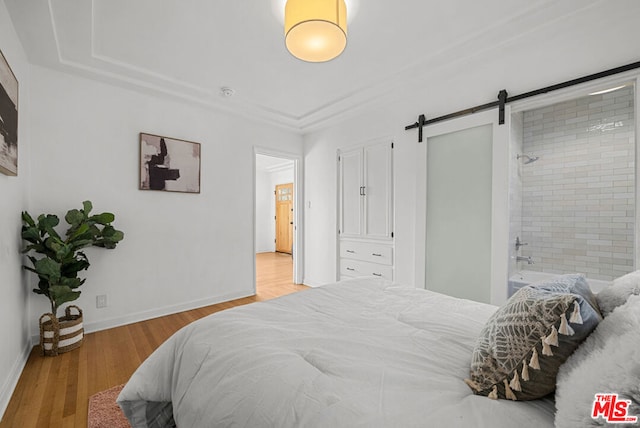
96;294;107;308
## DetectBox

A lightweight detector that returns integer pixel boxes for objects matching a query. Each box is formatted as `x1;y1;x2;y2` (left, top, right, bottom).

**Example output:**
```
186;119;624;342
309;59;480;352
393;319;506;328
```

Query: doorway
254;149;303;294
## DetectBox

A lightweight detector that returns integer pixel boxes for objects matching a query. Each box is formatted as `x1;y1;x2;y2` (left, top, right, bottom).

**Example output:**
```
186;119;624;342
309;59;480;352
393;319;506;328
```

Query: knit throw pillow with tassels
465;274;602;401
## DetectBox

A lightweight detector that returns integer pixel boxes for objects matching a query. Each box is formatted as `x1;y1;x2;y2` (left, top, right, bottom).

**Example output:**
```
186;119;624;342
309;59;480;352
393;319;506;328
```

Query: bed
117;277;560;427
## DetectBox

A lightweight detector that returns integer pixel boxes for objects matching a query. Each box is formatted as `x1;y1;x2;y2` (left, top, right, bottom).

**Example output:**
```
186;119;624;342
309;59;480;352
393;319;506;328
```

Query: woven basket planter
39;305;84;356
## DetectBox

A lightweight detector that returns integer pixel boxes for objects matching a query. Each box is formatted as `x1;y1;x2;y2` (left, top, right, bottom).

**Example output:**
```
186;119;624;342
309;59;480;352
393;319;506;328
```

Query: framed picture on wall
0;48;18;176
139;132;201;193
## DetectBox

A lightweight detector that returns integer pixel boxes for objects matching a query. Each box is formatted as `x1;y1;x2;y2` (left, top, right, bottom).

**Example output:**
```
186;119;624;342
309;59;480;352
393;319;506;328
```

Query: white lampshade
285;0;347;63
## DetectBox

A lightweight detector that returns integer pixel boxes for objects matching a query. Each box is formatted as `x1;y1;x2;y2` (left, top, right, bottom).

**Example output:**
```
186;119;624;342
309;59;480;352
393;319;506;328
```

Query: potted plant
21;201;124;356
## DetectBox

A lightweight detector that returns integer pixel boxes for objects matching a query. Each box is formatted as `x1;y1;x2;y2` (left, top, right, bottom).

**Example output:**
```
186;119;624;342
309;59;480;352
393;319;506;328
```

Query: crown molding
36;0;609;135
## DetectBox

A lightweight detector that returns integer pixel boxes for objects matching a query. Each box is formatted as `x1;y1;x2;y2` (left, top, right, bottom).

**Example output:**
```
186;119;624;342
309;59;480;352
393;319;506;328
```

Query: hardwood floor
0;252;306;428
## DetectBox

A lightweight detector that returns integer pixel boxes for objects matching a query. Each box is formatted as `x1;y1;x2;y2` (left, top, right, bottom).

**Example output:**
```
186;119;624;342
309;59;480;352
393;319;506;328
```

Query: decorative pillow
555;295;640;427
465;274;602;400
596;270;640;317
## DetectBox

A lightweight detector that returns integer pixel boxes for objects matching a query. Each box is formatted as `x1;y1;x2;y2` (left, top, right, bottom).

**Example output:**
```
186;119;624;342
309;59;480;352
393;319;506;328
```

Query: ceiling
5;0;636;133
255;154;293;173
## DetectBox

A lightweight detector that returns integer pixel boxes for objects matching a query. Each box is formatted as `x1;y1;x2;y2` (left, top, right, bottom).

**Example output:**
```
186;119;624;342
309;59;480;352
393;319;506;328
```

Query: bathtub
508;270;611;297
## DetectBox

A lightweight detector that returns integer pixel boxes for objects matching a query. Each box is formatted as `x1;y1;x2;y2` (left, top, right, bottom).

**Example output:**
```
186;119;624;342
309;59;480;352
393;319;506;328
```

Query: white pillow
555;295;640;427
596;270;640;317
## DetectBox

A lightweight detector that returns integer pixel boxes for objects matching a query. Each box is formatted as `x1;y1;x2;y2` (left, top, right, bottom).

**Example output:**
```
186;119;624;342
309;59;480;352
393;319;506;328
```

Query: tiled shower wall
520;86;635;281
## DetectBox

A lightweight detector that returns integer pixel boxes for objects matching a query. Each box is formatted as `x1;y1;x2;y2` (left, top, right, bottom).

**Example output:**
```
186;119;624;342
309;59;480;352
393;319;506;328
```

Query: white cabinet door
364;142;393;239
339;147;363;237
339;141;393;240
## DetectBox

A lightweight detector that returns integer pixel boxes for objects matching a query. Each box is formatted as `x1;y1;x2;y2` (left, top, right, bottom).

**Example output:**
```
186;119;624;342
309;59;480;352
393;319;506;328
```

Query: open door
275;183;293;254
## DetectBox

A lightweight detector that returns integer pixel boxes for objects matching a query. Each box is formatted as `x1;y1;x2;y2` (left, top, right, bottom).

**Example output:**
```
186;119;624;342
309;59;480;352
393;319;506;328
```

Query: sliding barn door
415;109;510;305
426;125;492;303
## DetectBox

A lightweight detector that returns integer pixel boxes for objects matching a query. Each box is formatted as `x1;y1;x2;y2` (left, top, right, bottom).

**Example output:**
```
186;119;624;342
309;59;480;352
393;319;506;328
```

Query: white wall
256;168;294;253
303;12;640;288
26;65;303;337
0;0;31;417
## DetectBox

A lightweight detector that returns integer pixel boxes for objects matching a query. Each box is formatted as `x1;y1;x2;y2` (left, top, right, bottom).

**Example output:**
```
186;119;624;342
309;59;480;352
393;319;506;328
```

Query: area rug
88;384;131;428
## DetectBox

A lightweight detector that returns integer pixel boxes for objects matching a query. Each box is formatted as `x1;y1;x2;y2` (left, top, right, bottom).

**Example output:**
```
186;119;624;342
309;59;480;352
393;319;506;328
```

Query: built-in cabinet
338;140;394;280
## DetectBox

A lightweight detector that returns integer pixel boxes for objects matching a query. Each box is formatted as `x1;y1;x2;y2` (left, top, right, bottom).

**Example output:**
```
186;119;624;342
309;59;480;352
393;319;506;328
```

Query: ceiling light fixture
284;0;347;63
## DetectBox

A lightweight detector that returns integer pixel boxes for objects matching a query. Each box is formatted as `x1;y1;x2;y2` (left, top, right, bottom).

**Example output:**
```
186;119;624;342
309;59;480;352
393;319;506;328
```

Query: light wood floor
0;252;306;428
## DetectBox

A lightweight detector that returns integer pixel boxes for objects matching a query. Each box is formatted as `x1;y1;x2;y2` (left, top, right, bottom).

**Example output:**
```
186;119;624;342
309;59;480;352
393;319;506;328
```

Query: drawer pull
372;273;382;277
346;267;355;271
372;253;382;257
346;250;355;253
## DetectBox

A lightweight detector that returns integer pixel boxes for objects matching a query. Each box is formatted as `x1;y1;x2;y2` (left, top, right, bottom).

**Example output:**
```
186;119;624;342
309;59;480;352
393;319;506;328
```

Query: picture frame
139;132;201;193
0;48;18;176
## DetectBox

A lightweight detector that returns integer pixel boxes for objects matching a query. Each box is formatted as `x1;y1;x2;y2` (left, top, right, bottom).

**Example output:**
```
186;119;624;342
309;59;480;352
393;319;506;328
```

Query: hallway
255;251;307;301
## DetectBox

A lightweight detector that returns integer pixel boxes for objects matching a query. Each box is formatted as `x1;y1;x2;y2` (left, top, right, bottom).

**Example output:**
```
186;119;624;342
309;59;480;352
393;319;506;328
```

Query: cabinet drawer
340;241;393;265
340;258;393;280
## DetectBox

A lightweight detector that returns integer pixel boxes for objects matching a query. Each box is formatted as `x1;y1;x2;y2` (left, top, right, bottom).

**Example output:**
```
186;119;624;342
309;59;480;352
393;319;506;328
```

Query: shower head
517;154;539;164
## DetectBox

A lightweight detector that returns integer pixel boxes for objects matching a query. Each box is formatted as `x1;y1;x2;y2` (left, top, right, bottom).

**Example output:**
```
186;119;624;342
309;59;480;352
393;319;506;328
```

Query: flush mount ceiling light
285;0;347;63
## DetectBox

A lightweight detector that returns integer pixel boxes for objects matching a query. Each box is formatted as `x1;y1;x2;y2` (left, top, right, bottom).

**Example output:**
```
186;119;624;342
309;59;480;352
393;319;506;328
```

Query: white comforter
118;277;556;427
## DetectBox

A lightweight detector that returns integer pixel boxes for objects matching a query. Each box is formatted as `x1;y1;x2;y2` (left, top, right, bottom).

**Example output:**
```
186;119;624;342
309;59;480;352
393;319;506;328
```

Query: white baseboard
0;342;32;421
302;278;326;288
30;289;255;345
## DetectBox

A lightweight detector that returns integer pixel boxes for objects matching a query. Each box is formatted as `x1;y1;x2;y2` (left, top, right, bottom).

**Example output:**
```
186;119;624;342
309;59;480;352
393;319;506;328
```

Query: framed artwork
139;132;201;193
0;48;18;176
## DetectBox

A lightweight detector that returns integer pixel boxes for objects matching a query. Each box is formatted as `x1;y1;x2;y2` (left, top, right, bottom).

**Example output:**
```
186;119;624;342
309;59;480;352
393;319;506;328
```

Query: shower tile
520;86;635;281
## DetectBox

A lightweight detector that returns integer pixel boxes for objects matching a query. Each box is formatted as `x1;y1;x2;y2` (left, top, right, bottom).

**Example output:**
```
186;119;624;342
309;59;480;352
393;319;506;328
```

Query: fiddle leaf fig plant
21;201;124;318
